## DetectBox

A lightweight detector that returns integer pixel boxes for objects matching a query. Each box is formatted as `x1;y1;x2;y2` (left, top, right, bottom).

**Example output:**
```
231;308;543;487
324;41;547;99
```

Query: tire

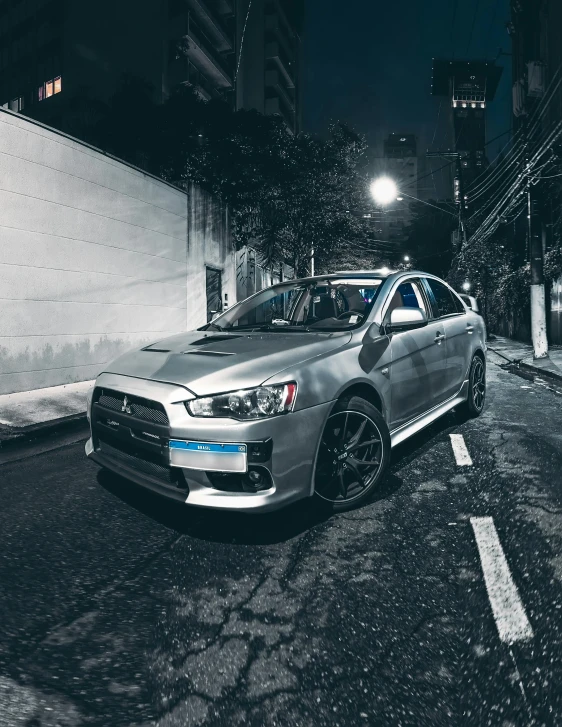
313;395;391;513
459;354;486;418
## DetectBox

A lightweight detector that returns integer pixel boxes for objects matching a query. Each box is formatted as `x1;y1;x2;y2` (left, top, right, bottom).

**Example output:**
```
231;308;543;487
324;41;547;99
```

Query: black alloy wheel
461;354;486;417
314;396;390;512
457;354;486;418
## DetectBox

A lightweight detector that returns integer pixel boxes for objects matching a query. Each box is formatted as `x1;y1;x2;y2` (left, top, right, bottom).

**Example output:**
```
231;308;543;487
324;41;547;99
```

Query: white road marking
449;433;473;466
470;516;534;644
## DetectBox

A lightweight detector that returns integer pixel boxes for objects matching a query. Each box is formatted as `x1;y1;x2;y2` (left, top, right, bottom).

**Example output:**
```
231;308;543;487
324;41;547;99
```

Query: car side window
424;278;458;318
386;280;427;319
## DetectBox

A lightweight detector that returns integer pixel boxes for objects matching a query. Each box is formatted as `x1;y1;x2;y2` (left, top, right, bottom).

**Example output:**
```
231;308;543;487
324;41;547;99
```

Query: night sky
304;0;512;176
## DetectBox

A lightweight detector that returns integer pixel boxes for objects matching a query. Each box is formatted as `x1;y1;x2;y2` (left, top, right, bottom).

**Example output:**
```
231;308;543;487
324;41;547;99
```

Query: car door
386;278;448;430
422;277;471;400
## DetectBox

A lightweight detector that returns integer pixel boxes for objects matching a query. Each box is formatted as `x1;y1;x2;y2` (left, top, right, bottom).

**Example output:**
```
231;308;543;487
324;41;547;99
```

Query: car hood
102;329;352;396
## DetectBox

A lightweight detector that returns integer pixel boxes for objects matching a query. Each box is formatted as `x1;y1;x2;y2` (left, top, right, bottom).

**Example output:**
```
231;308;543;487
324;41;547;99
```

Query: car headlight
186;383;297;420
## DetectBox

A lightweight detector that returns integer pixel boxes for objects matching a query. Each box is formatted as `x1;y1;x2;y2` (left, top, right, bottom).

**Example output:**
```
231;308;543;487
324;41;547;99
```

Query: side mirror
387;306;428;333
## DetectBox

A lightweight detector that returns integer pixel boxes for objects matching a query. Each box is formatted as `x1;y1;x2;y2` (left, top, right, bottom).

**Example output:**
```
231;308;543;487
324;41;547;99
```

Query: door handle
466;325;474;334
434;332;445;344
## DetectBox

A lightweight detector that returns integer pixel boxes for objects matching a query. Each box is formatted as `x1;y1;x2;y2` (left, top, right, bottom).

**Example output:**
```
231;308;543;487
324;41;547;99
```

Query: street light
462;281;471;292
403;255;410;262
370;177;398;206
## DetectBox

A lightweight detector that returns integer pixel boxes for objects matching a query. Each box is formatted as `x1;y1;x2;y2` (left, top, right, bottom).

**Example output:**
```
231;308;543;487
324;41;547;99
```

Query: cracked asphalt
1;353;562;726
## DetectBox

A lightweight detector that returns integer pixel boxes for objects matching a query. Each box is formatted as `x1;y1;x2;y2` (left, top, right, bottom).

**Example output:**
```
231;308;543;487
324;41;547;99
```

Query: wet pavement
1;351;562;726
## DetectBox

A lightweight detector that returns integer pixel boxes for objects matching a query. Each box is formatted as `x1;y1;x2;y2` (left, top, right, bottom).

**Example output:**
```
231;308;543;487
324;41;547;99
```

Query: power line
400;191;459;217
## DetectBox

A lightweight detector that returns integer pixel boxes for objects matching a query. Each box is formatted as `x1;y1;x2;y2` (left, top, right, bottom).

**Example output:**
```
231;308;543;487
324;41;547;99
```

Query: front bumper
86;373;332;513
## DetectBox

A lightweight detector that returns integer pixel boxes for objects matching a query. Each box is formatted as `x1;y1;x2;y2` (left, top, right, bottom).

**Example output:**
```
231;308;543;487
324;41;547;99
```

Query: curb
488;347;562;384
518;360;562;384
0;412;89;451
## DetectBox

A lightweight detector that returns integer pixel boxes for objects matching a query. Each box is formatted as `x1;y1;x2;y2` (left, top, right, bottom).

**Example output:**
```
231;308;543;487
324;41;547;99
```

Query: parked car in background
86;269;487;513
459;293;480;315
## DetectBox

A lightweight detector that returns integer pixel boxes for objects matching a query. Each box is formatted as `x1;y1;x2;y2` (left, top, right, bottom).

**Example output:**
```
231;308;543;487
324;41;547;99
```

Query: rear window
424;278;459;318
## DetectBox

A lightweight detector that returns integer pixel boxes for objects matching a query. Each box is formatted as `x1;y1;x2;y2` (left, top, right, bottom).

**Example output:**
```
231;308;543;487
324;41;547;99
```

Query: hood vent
189;336;241;346
141;347;171;353
183;350;234;357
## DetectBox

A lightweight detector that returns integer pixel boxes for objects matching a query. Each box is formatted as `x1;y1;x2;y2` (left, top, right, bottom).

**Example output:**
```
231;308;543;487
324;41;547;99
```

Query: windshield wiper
199;322;223;332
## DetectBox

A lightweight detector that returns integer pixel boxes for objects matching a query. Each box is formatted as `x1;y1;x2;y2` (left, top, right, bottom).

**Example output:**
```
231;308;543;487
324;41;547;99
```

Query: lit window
45;80;53;98
38;85;44;101
54;76;61;94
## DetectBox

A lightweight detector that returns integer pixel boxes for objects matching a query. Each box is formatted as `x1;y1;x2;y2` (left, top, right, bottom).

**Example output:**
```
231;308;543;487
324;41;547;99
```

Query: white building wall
0;109;235;395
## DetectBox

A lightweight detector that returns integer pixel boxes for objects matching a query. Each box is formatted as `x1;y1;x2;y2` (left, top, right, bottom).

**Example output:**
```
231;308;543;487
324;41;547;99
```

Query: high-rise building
431;60;503;190
380;133;418;246
0;0;303;135
236;0;303;133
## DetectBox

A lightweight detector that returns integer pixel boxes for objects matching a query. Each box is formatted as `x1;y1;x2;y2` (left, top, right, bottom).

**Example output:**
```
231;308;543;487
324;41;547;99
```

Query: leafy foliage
157;87;374;275
62;78;375;276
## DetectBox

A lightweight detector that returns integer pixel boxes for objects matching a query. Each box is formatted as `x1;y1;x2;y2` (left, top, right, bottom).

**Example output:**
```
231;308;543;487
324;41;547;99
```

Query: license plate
169;440;247;473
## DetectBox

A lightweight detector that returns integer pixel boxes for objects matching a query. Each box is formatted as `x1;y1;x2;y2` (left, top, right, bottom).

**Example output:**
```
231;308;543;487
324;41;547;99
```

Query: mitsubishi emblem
121;395;133;415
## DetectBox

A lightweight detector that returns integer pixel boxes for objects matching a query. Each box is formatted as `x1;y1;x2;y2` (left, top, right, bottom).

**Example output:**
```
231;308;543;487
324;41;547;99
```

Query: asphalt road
1;354;562;727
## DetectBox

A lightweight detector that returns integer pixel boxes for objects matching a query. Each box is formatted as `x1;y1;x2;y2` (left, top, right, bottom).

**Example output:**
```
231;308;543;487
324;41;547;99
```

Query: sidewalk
488;335;562;383
0;380;93;442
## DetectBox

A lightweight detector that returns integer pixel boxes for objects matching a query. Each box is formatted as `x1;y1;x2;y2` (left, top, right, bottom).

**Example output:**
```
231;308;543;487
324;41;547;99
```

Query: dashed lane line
449;433;473;466
470;516;534;644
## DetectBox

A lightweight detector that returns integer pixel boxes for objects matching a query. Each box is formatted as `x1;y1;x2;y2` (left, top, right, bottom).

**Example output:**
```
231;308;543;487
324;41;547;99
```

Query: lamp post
370;177;398;206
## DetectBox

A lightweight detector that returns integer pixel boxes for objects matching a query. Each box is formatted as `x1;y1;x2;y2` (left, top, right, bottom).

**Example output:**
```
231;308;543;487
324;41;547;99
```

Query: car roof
291;269;397;284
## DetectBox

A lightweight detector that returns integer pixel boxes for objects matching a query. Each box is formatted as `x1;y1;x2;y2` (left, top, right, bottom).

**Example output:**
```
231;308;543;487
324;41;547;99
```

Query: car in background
459;293;480;315
86;270;487;513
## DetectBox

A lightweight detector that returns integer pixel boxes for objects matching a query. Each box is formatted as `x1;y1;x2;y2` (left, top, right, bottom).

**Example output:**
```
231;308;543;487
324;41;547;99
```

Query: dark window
387;280;427;316
424;278;458;318
206;267;222;323
450;291;466;314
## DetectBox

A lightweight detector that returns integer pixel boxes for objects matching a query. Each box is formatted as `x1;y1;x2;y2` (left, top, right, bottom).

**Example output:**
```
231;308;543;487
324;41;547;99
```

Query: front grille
98;438;183;487
94;388;169;425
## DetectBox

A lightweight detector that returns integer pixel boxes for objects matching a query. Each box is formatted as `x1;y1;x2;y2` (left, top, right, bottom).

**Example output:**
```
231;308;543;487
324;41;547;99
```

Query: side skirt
389;380;469;448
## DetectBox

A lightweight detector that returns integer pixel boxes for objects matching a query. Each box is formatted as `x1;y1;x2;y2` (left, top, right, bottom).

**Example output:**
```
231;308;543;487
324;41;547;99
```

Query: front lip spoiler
88;449;190;504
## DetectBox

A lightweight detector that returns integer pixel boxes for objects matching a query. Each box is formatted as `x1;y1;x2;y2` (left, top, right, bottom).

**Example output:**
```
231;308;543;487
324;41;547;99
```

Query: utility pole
528;176;548;358
523;116;548;359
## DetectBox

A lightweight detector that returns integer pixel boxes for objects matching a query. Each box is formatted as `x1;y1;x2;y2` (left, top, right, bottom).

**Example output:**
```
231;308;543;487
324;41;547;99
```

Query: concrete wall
0;108;235;395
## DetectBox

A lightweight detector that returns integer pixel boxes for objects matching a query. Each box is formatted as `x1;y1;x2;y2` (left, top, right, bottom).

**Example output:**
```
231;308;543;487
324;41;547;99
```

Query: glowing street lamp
370;177;398;206
462;281;471;292
403;255;410;262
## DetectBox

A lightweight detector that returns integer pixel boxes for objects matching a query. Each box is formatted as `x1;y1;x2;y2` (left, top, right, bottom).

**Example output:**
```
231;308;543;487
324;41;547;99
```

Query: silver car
86;269;486;513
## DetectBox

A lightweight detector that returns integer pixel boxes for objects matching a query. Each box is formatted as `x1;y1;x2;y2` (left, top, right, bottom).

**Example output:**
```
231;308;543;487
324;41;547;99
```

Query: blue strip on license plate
169;441;247;454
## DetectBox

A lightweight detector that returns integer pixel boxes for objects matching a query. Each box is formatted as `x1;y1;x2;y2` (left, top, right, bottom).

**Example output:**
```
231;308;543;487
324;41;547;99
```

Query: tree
157;85;373;275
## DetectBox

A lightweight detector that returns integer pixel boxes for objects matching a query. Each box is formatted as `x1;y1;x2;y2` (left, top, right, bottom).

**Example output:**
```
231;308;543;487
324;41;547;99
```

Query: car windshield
205;278;385;332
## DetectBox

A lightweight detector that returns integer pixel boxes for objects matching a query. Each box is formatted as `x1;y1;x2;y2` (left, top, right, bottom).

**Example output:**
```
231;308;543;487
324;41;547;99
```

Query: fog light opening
243;467;272;492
